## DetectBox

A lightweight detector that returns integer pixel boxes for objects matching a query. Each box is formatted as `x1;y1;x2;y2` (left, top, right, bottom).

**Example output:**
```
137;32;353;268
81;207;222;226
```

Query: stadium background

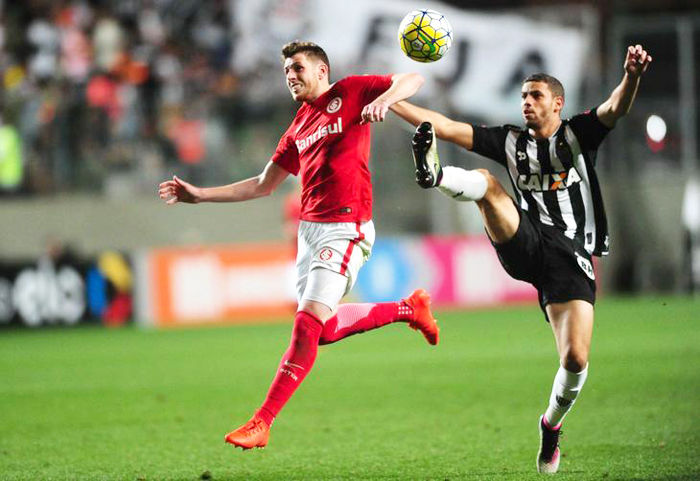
0;1;699;479
1;0;698;328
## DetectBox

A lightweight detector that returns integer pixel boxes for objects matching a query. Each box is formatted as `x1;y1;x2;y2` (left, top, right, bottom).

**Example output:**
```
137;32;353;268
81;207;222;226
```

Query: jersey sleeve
270;130;300;176
567;107;611;152
345;75;393;105
471;125;509;166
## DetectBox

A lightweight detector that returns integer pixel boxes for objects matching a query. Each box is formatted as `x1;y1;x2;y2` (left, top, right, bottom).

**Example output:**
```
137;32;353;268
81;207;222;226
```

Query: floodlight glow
646;115;667;143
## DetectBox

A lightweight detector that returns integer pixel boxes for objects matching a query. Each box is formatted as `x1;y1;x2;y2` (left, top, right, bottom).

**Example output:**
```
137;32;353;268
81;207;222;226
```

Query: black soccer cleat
411;122;443;189
536;415;562;474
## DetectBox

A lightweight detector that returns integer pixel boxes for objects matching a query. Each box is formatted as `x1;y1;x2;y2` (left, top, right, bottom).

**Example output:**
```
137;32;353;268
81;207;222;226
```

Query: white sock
437;166;487;202
544;364;589;428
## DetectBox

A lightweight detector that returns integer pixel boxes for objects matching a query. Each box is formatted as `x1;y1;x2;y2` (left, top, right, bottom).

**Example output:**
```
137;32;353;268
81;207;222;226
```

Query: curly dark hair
281;41;330;74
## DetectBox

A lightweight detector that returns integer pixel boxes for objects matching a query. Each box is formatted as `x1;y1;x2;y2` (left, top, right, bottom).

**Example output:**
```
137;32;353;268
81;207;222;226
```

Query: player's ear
553;95;564;114
317;62;328;81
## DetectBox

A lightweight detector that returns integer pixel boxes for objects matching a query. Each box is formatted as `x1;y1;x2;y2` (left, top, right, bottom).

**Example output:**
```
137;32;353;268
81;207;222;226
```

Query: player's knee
475;169;505;200
293;318;314;338
561;348;588;373
474;168;493;185
291;314;322;346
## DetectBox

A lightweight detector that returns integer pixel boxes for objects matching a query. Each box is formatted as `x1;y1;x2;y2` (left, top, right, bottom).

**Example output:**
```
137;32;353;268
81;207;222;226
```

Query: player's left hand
360;99;390;124
624;44;652;78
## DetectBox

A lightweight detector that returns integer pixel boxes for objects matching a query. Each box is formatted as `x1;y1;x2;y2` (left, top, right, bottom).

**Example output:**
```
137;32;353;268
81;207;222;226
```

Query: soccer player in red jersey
158;41;438;450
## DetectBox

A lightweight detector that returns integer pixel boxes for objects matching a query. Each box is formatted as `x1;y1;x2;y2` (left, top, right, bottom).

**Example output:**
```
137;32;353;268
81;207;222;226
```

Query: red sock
256;311;323;427
319;301;413;345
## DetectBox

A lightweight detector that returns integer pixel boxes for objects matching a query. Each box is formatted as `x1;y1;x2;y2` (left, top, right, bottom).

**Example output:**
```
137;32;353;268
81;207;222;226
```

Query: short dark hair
281;41;330;74
523;73;565;100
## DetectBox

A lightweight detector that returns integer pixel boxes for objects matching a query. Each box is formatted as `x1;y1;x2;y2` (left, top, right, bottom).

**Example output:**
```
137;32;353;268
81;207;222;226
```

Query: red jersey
271;75;393;223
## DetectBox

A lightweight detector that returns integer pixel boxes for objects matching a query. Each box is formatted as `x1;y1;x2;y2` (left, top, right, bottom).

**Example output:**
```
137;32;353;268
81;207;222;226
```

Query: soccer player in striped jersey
390;44;652;473
158;41;439;450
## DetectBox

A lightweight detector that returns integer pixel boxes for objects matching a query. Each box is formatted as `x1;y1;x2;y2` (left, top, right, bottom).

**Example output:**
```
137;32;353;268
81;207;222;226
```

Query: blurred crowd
0;0;287;196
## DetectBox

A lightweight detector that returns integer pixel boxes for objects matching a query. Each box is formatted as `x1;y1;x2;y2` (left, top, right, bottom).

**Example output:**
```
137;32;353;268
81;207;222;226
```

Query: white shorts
296;220;375;308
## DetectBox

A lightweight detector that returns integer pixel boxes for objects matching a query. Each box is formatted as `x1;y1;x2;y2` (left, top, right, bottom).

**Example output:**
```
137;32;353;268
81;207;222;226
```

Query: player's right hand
158;175;201;205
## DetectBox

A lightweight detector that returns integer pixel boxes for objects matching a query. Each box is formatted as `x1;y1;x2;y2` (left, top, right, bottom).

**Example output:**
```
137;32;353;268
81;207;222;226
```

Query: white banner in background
232;0;591;122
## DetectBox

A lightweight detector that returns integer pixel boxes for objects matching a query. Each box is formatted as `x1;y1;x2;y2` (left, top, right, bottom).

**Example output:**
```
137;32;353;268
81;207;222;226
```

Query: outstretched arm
597;44;652;128
158;161;290;205
390;100;474;150
361;73;425;123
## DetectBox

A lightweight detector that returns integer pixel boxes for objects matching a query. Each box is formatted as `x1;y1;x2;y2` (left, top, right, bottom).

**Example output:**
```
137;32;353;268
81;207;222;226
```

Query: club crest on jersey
326;96;342;113
517;166;582;192
319;248;333;261
295;118;343;152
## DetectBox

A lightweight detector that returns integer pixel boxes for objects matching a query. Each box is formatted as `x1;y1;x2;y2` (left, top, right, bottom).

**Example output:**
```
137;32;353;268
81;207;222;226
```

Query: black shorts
491;206;597;319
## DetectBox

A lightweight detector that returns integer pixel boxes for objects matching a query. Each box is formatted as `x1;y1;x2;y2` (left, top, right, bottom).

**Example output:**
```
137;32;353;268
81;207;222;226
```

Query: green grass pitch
1;296;698;480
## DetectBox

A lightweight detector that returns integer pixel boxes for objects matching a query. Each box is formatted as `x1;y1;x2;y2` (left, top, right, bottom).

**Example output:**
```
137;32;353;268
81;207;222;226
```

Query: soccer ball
398;9;453;63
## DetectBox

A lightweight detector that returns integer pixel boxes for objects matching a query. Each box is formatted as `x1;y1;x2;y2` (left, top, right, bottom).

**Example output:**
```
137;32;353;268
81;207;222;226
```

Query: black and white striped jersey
472;107;611;257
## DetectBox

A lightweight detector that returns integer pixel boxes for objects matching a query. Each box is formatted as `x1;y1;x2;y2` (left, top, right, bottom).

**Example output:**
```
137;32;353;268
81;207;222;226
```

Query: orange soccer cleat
224;415;270;450
404;289;439;345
